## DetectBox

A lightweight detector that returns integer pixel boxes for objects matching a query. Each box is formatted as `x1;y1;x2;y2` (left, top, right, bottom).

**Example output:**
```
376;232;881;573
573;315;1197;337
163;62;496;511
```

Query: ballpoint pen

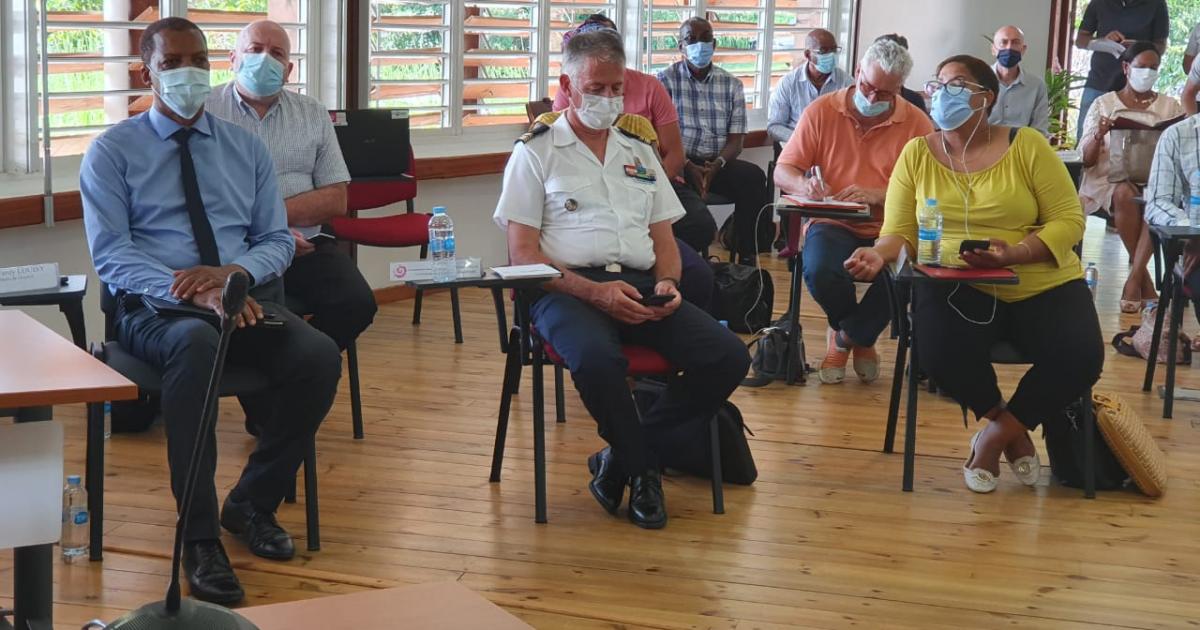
810;165;830;201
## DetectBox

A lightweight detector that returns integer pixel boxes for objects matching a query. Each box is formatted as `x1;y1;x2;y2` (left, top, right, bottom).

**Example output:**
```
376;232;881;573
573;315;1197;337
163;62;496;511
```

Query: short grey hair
859;38;913;80
562;29;625;82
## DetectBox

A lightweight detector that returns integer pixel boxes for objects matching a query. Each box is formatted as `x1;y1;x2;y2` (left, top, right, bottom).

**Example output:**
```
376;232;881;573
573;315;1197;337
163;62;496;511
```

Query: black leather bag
717;211;776;257
1042;399;1128;490
709;261;773;333
637;380;757;485
742;322;791;387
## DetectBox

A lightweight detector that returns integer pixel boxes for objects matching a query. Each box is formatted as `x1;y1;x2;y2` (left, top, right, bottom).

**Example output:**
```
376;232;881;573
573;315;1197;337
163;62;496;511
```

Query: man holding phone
773;38;931;385
495;30;749;529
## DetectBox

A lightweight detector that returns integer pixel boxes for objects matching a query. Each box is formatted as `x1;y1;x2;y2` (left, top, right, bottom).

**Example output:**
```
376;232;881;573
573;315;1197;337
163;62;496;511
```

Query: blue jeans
801;223;891;347
1077;86;1106;143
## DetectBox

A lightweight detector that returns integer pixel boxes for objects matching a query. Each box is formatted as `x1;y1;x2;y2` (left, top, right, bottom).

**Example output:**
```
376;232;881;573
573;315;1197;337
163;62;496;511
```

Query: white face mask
572;91;623;130
1127;67;1159;93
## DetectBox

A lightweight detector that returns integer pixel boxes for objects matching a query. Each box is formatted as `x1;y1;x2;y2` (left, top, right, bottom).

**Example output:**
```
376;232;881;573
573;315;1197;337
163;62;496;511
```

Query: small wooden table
0;310;136;630
239;582;532;629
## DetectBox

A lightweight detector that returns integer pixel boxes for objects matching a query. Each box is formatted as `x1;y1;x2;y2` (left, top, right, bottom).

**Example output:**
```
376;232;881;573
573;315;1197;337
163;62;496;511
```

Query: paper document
491;264;561;279
779;195;869;212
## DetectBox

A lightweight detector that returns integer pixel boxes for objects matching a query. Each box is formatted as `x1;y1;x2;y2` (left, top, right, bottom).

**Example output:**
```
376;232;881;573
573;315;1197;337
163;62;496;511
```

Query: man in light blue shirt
987;25;1050;135
767;29;850;145
80;17;340;606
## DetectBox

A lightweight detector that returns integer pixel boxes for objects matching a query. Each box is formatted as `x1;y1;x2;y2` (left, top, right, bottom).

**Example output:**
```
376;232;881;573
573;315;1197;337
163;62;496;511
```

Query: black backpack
1041;398;1129;491
718;211;776;257
636;379;757;485
708;261;773;333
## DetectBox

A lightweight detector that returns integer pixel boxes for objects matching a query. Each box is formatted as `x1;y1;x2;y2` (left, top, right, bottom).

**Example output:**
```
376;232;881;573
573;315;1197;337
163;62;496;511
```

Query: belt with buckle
604;263;622;273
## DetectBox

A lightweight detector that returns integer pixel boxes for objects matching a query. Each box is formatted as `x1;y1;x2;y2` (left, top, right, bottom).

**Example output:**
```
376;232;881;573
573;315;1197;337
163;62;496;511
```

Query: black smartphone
959;239;992;255
639;294;673;307
258;312;285;328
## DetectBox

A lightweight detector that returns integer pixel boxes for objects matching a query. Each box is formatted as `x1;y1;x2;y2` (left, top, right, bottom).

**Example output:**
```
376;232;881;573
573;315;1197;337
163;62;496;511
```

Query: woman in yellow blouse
845;55;1103;494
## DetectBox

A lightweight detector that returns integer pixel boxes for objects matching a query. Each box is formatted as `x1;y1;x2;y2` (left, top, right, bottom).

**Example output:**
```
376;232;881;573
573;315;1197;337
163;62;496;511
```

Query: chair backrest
346;146;418;213
525;98;553;124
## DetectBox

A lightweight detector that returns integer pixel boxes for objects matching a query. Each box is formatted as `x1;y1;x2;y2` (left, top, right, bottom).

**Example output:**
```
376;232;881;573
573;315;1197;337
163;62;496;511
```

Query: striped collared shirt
656;61;746;160
205;82;350;239
1145;114;1200;227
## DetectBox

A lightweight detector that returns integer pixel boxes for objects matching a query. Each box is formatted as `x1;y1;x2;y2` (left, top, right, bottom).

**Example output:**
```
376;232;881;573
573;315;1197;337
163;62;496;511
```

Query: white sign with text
0;262;59;295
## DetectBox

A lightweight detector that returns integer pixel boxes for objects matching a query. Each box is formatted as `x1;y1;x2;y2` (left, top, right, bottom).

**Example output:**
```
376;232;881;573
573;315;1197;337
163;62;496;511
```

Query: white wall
855;0;1052;90
0;145;775;343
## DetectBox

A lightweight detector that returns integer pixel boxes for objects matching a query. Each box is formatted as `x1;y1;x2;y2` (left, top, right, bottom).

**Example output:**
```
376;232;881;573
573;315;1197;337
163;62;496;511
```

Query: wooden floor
4;217;1200;629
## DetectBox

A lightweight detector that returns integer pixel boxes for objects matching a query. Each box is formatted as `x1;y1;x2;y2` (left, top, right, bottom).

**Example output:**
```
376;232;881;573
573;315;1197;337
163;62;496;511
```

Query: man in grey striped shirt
1144;113;1200;321
206;19;377;356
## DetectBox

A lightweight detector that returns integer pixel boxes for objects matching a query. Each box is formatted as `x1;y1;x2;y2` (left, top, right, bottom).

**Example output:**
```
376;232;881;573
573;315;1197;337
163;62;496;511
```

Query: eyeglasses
807;46;842;55
924;79;986;97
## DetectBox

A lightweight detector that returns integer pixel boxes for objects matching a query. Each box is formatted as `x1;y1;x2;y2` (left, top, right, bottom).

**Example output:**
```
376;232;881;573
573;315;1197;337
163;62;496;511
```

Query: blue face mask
852;85;890;118
813;51;837;75
236;52;286;97
930;86;981;131
996;48;1022;69
685;41;714;68
152;66;211;120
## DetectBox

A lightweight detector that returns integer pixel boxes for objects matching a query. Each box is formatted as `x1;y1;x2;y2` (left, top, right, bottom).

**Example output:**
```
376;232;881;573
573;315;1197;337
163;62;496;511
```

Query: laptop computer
328;109;411;180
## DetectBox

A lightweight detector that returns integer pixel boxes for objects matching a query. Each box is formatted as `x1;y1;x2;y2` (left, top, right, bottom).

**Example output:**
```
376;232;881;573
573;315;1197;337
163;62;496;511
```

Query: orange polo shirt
777;87;933;239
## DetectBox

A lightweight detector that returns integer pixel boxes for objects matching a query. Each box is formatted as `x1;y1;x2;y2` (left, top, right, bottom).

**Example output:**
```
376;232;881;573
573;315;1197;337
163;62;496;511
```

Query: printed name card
0;262;59;295
389;257;482;282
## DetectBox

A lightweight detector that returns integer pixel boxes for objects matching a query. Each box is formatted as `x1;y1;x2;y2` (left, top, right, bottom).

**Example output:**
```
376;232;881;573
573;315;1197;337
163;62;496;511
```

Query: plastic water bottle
103;401;111;439
428;206;457;282
917;198;943;265
61;475;88;563
1188;171;1200;225
1084;262;1099;299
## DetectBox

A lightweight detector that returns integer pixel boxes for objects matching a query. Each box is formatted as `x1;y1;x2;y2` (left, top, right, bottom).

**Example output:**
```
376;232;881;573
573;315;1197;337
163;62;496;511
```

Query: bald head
992;25;1025;52
236;20;291;65
805;29;836;52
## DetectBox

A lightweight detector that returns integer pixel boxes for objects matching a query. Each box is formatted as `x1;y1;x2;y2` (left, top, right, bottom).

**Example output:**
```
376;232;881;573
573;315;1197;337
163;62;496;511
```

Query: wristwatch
715;156;727;168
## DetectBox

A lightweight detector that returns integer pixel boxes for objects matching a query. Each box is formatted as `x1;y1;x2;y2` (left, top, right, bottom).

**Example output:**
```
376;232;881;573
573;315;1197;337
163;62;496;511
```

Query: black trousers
913;279;1104;429
707;159;771;261
671;181;717;253
116;300;342;542
530;269;750;476
285;238;378;351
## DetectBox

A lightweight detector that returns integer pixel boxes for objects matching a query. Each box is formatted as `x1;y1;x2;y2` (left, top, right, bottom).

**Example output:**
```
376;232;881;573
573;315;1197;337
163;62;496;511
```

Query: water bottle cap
718;320;729;327
925;198;938;206
432;206;447;214
67;475;81;484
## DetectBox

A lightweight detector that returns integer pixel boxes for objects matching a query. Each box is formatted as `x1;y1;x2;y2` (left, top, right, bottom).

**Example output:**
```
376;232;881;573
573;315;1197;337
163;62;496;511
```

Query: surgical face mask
236;51;286;97
852;84;891;118
685;41;714;68
572;91;623;130
813;51;837;75
151;66;211;120
996;48;1022;69
1127;67;1159;93
930;86;982;131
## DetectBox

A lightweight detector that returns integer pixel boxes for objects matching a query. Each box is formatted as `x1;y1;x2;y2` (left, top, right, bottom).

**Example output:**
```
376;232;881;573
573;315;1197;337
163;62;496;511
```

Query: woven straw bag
1093;393;1168;497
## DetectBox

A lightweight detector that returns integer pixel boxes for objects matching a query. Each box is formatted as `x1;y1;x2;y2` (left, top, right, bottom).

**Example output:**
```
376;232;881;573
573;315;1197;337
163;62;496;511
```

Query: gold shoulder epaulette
615;113;658;145
516;112;562;144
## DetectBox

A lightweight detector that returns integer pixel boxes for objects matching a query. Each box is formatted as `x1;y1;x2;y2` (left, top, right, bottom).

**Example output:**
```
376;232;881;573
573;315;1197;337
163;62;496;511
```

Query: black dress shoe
220;494;295;560
182;539;244;605
587;447;626;514
628;469;667;529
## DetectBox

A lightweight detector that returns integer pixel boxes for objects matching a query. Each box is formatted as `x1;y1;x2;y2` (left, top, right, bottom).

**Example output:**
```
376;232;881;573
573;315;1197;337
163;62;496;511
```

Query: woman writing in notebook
1078;41;1183;313
844;55;1103;494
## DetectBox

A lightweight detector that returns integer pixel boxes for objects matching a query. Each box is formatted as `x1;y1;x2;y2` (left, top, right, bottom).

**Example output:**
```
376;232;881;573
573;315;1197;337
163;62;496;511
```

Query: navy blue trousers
802;222;891;347
531;269;750;476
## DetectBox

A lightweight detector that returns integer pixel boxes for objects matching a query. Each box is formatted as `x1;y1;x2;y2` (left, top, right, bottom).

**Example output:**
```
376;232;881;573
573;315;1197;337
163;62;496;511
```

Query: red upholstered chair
487;312;725;523
328;154;464;344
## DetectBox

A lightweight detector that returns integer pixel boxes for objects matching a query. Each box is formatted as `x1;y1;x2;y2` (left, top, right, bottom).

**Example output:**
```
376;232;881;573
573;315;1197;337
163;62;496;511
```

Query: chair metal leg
61;299;87;350
285;476;297;503
86;401;105;561
710;414;724;515
1145;261;1173;391
884;328;908;454
1163;281;1184;419
903;321;919;492
450;288;464;344
492;288;509;354
347;341;364;440
303;439;320;551
554;364;566;423
532;339;548;524
412;289;424;325
785;252;804;385
490;329;523;483
1081;389;1096;499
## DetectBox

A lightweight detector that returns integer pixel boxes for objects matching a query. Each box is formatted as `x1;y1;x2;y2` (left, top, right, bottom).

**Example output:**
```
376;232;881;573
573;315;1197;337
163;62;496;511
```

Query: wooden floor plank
7;219;1200;628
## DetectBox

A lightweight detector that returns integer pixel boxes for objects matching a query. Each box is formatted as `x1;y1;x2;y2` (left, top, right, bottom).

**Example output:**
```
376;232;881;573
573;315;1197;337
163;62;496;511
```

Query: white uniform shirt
493;114;686;271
